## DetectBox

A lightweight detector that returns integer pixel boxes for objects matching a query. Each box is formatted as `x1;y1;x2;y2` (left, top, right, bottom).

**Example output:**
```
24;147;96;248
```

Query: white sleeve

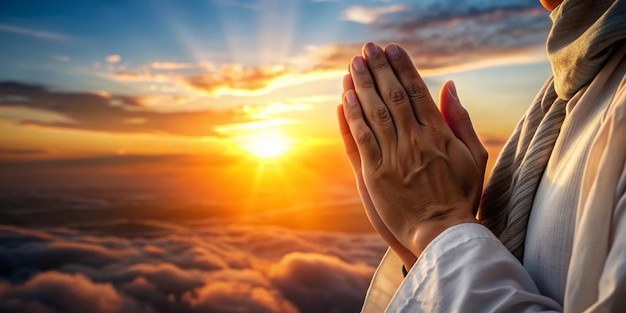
386;223;563;313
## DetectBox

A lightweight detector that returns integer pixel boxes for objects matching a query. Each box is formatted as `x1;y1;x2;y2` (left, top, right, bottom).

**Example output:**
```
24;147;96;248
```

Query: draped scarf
479;0;626;261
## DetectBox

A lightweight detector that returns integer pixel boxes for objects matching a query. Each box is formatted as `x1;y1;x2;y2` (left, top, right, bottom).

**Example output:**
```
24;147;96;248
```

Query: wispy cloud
319;4;551;75
111;62;341;97
151;62;194;70
182;64;292;95
342;4;409;24
106;54;121;64
0;148;52;156
0;24;72;41
52;55;70;62
0;82;246;137
0;81;321;138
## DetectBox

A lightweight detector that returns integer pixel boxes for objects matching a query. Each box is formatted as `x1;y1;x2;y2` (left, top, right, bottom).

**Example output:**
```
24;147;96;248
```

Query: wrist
404;213;478;258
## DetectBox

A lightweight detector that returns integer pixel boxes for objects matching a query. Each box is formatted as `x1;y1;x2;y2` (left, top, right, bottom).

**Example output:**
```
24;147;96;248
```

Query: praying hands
337;42;488;269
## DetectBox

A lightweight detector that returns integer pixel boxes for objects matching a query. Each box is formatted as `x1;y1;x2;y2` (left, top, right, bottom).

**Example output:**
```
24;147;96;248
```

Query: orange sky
0;0;556;217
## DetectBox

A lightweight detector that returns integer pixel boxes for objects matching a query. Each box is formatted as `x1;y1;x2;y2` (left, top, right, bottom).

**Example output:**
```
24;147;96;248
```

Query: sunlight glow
238;129;296;159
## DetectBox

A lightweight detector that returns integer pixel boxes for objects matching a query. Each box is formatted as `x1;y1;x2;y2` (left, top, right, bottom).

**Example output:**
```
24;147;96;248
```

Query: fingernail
352;56;365;72
346;90;358;106
386;44;400;59
448;81;458;100
364;42;379;57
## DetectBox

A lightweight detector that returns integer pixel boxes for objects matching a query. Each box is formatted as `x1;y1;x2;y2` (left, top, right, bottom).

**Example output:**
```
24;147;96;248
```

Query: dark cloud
0;223;386;313
0;148;51;156
317;3;551;73
269;252;374;313
373;0;542;27
0;81;247;137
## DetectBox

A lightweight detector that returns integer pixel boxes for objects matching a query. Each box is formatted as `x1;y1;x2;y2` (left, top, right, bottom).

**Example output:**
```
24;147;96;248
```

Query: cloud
181;64;292;95
182;270;298;313
0;81;248;137
113;72;172;83
0;271;138;313
151;62;194;70
106;54;122;63
318;3;550;75
269;252;374;313
112;59;342;96
52;55;70;62
0;222;386;313
0;148;52;156
342;4;409;24
0;24;72;41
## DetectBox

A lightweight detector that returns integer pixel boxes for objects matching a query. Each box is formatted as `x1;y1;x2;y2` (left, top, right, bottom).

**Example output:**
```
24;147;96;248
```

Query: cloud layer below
0;222;386;313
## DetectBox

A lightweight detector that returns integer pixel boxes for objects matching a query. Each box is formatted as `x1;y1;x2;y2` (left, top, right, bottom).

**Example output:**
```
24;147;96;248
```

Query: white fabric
524;41;626;304
360;31;626;313
388;224;561;312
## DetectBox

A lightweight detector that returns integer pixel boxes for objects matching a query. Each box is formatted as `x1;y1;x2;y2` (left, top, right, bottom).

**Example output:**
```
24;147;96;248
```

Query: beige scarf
480;0;626;257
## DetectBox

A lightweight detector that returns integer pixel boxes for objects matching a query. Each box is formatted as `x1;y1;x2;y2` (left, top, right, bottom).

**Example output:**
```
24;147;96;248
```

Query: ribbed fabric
480;86;567;260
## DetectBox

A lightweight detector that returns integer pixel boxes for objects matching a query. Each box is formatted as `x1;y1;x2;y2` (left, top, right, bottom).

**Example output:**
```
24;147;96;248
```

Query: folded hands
337;42;488;269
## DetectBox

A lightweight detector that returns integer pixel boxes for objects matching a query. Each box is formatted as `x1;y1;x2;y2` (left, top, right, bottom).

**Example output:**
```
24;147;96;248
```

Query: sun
238;129;296;159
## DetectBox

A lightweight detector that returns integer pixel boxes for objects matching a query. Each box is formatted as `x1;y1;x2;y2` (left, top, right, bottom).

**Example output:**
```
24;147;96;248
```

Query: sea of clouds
0;221;387;313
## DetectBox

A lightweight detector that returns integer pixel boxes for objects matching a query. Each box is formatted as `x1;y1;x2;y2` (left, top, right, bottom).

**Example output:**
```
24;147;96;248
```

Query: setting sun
238;129;296;159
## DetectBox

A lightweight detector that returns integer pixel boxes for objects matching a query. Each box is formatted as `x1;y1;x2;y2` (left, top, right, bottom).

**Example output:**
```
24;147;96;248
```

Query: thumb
439;80;488;170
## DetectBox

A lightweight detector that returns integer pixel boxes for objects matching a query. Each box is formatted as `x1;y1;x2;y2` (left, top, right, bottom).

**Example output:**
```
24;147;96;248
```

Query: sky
0;0;555;312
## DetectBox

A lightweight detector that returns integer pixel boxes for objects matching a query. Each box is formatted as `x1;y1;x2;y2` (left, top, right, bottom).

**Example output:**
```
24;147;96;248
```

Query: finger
342;89;381;165
337;104;361;171
384;44;445;126
349;55;397;154
439;80;488;170
362;42;418;135
343;73;355;92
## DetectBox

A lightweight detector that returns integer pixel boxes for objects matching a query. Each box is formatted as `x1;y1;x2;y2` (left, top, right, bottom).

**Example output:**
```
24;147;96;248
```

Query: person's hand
338;74;417;268
340;42;487;261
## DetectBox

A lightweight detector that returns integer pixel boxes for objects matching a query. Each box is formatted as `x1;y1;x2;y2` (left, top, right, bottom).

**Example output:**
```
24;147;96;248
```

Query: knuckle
409;129;423;147
395;63;415;74
455;106;471;122
389;88;407;105
357;79;375;89
422;123;446;142
371;107;391;122
370;61;389;72
406;82;429;100
355;130;375;146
